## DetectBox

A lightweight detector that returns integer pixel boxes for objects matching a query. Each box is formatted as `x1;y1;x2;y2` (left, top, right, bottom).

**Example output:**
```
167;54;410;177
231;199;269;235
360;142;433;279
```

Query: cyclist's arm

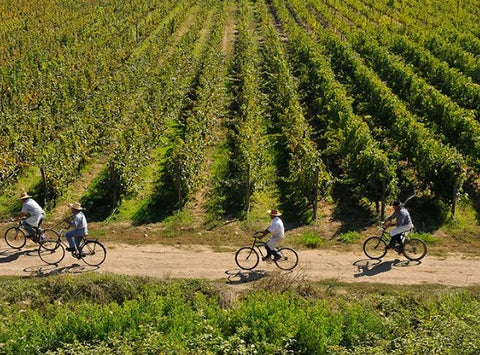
17;211;27;219
255;229;270;238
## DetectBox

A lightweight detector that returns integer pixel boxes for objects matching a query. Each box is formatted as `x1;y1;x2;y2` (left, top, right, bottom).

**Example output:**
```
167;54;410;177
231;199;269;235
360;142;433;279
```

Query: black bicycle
235;235;298;271
38;227;107;267
363;227;427;261
4;218;60;250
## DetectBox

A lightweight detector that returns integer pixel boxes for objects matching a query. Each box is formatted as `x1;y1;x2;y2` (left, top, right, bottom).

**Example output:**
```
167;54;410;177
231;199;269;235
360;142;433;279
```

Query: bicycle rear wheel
4;227;26;249
80;240;107;266
275;247;298;271
38;240;65;265
403;238;427;261
363;237;387;259
235;247;259;270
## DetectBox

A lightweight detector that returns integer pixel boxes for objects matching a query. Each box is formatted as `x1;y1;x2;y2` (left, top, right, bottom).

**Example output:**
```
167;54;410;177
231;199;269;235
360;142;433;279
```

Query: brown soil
1;241;479;287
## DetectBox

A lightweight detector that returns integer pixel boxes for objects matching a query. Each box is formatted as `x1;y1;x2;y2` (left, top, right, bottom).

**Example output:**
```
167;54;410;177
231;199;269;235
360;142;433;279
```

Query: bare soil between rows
1;242;480;287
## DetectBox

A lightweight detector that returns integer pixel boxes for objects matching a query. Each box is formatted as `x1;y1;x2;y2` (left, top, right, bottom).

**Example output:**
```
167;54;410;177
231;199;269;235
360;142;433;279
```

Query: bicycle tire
363;236;387;259
80;240;107;266
403;237;427;261
38;240;65;265
235;247;259;270
274;247;298;271
4;227;27;249
39;229;61;250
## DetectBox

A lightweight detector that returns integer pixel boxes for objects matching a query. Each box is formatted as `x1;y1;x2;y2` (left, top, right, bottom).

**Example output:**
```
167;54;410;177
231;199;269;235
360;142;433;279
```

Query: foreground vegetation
0;274;479;354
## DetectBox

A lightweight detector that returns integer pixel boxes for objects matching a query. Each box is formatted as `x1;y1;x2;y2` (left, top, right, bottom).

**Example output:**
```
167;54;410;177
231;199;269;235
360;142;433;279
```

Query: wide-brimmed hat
69;202;84;211
268;209;282;216
19;192;31;200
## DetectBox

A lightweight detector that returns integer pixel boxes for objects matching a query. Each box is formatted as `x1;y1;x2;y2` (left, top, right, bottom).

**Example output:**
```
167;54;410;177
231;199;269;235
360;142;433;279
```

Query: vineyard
1;0;480;226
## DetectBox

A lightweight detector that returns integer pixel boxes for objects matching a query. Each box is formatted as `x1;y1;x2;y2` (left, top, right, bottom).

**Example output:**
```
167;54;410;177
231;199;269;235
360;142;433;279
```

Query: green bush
338;231;362;244
1;275;480;354
300;232;323;248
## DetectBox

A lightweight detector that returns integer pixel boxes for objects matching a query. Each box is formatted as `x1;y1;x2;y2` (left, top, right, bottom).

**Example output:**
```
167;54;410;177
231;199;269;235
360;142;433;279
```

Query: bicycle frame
248;237;268;257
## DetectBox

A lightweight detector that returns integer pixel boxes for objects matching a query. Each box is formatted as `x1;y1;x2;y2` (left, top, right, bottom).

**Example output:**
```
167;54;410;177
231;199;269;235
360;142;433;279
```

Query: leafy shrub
300;232;323;248
338;231;362;244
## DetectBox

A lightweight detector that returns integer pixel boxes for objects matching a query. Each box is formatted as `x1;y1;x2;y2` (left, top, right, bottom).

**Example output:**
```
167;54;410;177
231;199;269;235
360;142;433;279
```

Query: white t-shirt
267;217;285;238
21;198;45;226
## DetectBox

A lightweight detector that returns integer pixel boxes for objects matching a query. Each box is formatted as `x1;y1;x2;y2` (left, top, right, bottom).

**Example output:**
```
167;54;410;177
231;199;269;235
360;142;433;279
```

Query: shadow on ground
225;269;269;284
353;258;421;278
24;264;99;277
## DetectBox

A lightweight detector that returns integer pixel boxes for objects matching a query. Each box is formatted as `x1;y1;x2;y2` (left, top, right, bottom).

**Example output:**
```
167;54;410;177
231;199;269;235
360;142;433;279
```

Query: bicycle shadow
0;247;38;263
353;258;421;278
23;264;100;277
225;269;269;284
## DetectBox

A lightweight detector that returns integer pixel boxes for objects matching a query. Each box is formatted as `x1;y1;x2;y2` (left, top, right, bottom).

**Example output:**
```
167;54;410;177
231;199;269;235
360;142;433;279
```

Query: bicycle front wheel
275;247;298;271
5;227;26;249
235;247;259;270
363;237;387;259
403;238;427;261
80;240;107;266
39;229;61;250
38;240;65;265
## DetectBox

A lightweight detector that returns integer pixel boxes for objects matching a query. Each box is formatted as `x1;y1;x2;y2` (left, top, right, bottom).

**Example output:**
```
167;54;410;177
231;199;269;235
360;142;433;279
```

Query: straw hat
268;209;282;217
19;192;31;200
69;202;84;211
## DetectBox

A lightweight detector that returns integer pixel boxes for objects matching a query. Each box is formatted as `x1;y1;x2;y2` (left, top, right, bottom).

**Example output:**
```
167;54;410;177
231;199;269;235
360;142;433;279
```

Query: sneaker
273;254;282;261
66;247;75;252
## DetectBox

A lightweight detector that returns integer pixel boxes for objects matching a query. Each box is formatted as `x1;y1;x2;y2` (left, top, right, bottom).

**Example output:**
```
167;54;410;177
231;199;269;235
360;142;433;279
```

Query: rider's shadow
353;259;400;278
225;269;269;284
24;264;99;277
0;248;29;263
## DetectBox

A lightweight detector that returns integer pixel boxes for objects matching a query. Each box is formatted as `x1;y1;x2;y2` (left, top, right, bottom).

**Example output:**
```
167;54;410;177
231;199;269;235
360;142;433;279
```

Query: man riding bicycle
256;209;285;262
65;202;88;252
17;191;46;241
382;199;414;252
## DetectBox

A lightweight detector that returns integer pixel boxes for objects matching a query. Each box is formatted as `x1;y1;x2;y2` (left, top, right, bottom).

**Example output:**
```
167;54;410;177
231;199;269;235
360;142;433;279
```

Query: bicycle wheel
275;247;298;271
403;238;427;261
4;227;27;249
235;247;259;270
39;229;61;250
363;237;387;259
80;240;107;266
38;240;65;265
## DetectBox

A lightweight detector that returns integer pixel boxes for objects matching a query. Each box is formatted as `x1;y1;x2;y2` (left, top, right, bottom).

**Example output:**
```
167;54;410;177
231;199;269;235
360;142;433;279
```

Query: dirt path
1;243;480;287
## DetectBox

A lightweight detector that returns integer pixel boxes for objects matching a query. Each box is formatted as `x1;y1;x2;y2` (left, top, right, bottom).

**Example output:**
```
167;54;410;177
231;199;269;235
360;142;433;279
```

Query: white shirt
21;198;45;226
71;211;88;235
267;217;285;238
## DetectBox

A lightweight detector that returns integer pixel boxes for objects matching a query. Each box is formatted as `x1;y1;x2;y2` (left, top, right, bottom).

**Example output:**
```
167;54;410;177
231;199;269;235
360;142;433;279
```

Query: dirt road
1;243;479;287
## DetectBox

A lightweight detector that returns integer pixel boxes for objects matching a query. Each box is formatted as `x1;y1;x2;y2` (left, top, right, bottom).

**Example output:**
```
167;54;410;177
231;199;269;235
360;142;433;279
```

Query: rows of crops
1;0;479;223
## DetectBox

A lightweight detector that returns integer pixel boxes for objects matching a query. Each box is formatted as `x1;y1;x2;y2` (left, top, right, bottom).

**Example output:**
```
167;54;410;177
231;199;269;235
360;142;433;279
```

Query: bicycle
363;226;427;261
4;218;60;250
38;227;107;267
235;235;299;271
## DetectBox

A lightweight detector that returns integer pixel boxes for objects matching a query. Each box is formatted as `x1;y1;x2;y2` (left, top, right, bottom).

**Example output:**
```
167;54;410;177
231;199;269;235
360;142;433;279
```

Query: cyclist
17;192;46;241
382;199;414;252
65;202;88;252
256;209;284;262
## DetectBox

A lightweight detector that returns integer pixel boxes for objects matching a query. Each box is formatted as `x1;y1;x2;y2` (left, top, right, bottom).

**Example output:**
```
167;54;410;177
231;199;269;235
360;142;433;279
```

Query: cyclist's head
19;191;31;200
392;199;401;207
268;209;282;217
